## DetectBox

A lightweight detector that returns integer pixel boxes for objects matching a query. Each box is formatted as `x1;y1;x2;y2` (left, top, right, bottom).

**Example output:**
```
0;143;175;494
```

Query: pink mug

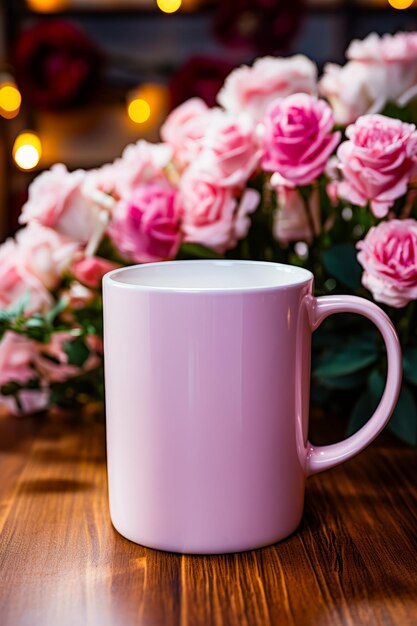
103;260;402;554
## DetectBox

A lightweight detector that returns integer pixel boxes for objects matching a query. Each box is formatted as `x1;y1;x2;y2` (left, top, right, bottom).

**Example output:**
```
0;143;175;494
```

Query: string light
13;132;42;171
388;0;414;7
0;80;21;119
156;0;182;14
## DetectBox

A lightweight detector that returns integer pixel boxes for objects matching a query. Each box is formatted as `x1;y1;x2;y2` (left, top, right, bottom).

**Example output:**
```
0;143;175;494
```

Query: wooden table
0;415;416;626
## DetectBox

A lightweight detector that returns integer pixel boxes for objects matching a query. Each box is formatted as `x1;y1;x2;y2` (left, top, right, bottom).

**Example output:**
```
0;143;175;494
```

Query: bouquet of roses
1;31;417;442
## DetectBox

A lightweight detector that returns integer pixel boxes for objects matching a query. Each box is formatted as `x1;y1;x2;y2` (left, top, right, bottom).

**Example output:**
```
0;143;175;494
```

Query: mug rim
103;260;313;294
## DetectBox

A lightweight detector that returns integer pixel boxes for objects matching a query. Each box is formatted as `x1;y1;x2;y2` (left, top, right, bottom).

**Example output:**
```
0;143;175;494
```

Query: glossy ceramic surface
103;260;402;554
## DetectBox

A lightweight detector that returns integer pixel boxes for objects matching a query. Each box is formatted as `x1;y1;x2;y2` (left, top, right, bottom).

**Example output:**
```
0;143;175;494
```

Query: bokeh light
388;0;414;7
128;98;151;124
0;83;21;119
13;132;42;171
156;0;182;14
26;0;69;11
127;83;168;128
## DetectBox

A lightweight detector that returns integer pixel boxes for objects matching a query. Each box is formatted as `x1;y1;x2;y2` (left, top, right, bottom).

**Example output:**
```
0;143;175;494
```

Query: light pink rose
109;183;181;263
319;62;387;126
19;164;101;244
160;98;218;169
16;223;79;290
71;256;119;288
320;32;417;125
337;114;417;217
0;332;48;416
347;31;417;63
357;219;417;308
114;140;172;198
179;165;259;252
217;55;317;121
261;94;340;187
61;282;95;311
202;113;260;187
0;239;52;315
273;187;320;244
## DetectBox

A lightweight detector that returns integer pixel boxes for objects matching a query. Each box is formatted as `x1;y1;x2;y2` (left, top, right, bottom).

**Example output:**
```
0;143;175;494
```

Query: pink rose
0;332;36;387
217;55;317;121
273;187;320;244
109;183;181;263
71;256;119;288
202;113;260;187
16;223;79;290
357;219;417;308
19;164;101;244
261;94;340;187
160;98;217;169
337;115;417;217
179;165;259;252
114;140;172;198
0;332;48;416
35;331;99;383
0;239;52;315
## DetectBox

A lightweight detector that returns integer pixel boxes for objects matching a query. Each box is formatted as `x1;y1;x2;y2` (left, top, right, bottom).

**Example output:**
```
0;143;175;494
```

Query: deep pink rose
71;256;119;288
261;93;340;186
19;164;100;243
109;184;181;263
273;187;320;244
179;165;259;252
0;332;48;416
357;219;417;308
202;113;260;187
161;98;218;169
0;239;52;315
217;55;317;121
337;115;417;217
16;223;79;290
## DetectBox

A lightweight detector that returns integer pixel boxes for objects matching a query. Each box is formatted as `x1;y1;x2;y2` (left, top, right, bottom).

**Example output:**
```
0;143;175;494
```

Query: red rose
14;20;102;110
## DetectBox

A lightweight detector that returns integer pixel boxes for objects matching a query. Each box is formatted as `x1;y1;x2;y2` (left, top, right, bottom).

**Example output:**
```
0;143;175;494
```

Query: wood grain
0;415;416;626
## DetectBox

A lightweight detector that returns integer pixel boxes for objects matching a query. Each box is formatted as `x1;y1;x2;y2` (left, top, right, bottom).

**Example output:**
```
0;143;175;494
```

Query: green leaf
403;347;417;386
322;243;362;290
63;337;90;367
313;338;379;378
317;371;365;390
46;298;68;324
348;392;374;435
368;368;385;400
388;386;417;445
353;368;417;445
25;317;46;329
178;243;223;260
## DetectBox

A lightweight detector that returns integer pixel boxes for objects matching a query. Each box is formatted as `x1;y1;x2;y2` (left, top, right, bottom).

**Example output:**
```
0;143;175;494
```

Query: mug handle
306;295;402;476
